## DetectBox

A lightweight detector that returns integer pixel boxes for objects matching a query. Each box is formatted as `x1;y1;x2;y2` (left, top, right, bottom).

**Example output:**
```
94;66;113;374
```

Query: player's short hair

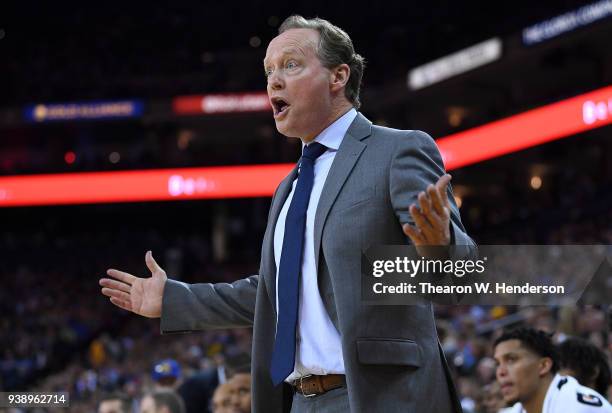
559;337;611;395
494;327;559;373
278;15;366;109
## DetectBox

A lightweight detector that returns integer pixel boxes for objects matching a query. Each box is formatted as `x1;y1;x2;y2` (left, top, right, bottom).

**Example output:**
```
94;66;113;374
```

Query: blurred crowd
31;323;253;413
1;195;611;412
2;139;612;412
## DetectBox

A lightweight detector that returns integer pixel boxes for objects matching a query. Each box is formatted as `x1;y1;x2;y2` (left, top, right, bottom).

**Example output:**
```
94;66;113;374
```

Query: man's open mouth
271;97;290;117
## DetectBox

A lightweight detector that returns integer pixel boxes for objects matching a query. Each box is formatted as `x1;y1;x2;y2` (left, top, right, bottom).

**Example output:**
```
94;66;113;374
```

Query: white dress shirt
274;108;357;382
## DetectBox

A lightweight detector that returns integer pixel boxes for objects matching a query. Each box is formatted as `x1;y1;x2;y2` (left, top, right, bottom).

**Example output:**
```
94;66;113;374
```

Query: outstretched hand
403;174;452;248
99;251;167;318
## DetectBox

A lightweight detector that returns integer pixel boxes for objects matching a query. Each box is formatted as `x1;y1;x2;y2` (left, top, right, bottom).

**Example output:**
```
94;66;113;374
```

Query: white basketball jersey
504;374;611;413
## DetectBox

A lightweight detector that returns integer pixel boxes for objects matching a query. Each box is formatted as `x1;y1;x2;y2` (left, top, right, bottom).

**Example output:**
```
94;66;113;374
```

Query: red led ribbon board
437;85;612;170
1;86;611;206
0;164;294;206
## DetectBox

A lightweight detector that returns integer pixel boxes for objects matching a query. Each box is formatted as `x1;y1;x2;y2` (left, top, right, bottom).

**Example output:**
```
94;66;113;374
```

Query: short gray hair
279;15;366;109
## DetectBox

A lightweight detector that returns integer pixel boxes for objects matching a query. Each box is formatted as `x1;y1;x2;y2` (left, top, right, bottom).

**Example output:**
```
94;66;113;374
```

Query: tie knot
301;142;327;161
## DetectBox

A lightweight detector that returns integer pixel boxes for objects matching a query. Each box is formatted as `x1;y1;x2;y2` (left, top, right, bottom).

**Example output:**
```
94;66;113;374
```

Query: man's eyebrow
500;351;519;358
263;48;304;66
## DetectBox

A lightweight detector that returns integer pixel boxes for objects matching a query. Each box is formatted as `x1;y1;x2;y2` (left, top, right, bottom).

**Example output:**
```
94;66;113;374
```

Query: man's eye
286;61;297;69
265;68;273;77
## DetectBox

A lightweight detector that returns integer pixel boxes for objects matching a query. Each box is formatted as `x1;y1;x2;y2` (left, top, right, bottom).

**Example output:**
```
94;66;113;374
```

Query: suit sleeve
389;130;475;247
159;179;286;334
159;275;259;333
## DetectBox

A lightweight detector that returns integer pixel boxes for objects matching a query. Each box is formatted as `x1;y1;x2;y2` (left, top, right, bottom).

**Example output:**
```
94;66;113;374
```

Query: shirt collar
302;108;357;151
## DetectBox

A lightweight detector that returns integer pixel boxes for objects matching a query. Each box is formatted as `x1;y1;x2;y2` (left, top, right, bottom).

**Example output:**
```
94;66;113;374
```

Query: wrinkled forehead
264;28;319;65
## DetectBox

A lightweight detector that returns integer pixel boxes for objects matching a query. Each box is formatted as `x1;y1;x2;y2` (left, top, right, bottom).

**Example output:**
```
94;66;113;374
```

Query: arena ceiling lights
1;85;611;206
407;38;502;91
522;0;612;46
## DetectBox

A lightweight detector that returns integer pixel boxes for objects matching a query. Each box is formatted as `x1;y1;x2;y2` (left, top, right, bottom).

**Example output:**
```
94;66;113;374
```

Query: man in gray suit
100;15;474;412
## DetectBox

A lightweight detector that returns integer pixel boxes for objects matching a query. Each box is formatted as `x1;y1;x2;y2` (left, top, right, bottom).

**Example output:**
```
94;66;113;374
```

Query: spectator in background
559;337;612;398
211;382;234;413
481;381;508;413
140;389;186;413
494;327;612;413
152;359;182;389
177;353;251;413
176;366;219;413
97;392;132;413
227;373;251;413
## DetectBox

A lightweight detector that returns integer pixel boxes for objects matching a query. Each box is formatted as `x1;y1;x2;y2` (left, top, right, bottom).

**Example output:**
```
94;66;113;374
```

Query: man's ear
330;64;350;93
539;357;553;376
589;365;600;383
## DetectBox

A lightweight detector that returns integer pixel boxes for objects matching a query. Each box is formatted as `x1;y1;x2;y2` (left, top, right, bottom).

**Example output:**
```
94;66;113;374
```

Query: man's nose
267;71;284;90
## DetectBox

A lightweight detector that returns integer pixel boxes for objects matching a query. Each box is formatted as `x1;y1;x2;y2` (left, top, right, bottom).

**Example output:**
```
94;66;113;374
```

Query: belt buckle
299;374;317;398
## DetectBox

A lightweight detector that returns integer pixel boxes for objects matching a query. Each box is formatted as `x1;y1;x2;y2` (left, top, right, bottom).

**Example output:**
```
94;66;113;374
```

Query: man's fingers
424;205;444;230
403;176;453;248
420;189;446;229
106;269;136;285
427;184;443;216
418;191;433;217
101;287;131;302
409;204;435;239
145;250;162;274
99;278;131;293
403;223;426;245
109;297;132;312
435;174;452;207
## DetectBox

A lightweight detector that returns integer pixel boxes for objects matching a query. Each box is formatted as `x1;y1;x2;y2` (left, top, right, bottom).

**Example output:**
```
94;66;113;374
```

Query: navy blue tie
270;142;327;385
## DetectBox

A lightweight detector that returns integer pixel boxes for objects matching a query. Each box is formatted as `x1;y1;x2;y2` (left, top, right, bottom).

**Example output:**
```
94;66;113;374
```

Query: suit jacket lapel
313;112;372;270
264;163;298;314
263;112;372;314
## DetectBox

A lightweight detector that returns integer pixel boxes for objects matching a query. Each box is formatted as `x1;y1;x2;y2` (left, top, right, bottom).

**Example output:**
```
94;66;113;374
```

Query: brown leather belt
291;374;346;397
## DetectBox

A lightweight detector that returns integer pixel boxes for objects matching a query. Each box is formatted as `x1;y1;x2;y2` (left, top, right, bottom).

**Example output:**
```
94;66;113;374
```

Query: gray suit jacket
160;113;475;412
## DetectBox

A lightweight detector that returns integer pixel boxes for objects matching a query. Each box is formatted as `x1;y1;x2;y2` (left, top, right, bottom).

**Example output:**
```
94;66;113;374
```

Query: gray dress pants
290;386;350;413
